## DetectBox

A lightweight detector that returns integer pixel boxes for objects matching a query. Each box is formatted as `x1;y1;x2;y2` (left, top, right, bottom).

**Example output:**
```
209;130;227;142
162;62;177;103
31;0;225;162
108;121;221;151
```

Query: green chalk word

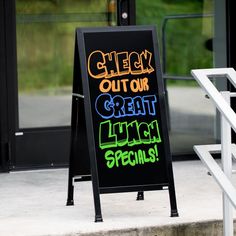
105;144;159;168
99;119;161;149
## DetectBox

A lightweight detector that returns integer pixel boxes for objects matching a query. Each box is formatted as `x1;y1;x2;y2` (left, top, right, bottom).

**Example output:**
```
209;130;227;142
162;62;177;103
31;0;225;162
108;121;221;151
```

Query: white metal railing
191;68;236;236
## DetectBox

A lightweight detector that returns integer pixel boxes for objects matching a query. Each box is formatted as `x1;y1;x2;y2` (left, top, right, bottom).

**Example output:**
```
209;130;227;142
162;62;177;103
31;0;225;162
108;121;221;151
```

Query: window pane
136;0;215;155
16;0;116;128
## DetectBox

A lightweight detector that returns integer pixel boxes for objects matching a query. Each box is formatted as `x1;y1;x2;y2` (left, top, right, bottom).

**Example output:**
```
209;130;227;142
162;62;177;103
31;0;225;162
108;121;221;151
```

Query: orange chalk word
88;50;154;79
130;78;149;93
99;79;129;93
99;77;149;93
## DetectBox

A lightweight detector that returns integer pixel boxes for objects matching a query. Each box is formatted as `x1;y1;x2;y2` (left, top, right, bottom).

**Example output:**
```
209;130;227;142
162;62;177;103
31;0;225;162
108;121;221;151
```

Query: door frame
226;0;236;143
0;0;10;172
0;0;18;171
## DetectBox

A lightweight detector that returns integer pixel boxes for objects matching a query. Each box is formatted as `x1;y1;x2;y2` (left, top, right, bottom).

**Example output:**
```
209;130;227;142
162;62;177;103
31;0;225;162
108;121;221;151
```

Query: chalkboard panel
82;27;169;191
67;26;178;221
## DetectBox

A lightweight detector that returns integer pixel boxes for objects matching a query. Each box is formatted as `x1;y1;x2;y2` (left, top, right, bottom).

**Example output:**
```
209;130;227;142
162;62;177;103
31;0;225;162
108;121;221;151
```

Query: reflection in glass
16;0;116;128
136;0;215;155
167;81;215;154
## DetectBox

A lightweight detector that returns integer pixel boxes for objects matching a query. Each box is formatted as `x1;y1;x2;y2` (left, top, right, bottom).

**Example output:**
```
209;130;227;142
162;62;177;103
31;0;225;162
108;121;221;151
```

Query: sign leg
168;181;179;217
92;183;103;222
167;162;178;217
136;191;144;200
66;169;74;206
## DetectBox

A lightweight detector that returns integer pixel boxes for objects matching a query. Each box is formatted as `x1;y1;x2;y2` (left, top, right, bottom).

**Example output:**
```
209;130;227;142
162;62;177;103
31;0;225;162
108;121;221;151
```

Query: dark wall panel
14;129;70;169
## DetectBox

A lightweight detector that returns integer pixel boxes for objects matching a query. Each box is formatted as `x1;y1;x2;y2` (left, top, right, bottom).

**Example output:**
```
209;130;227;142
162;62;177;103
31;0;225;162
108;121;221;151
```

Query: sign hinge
15;132;24;136
72;93;84;99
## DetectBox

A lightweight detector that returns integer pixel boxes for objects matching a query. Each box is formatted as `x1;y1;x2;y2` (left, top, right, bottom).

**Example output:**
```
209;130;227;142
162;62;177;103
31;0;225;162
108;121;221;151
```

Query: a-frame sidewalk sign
66;25;178;222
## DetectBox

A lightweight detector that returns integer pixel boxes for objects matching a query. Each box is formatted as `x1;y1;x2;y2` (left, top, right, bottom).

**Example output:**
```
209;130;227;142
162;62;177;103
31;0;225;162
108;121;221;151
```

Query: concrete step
0;160;236;236
80;221;231;236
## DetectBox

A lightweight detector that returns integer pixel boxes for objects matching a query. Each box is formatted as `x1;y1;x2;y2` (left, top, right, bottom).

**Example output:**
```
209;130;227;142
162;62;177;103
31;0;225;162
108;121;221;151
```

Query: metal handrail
192;68;236;236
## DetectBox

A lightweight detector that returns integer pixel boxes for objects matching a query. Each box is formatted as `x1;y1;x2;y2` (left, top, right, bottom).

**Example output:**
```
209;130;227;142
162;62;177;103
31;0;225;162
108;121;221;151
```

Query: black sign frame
67;25;178;222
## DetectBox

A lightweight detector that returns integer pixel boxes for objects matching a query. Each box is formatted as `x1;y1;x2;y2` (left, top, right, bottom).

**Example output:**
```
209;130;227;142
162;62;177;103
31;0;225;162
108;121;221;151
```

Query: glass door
10;0;117;169
136;0;216;157
16;0;117;129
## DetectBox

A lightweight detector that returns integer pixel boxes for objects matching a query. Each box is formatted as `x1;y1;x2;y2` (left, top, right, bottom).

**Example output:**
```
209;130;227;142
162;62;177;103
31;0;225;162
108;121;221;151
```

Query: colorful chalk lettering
95;93;157;119
99;119;162;150
87;47;163;170
99;77;149;93
104;144;159;168
88;50;154;79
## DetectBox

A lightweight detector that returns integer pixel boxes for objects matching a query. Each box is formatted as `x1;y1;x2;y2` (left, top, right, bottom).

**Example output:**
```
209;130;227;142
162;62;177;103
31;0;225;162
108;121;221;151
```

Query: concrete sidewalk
0;160;236;236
